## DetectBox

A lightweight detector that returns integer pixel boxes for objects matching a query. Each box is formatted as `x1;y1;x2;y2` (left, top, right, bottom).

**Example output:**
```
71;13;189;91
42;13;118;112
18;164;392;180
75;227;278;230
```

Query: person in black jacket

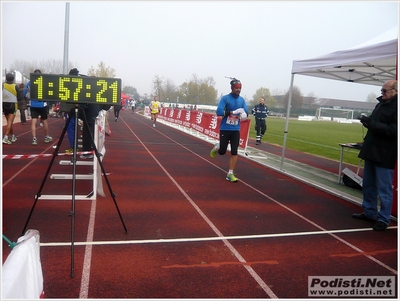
113;100;122;121
353;79;397;231
81;102;110;159
252;97;269;145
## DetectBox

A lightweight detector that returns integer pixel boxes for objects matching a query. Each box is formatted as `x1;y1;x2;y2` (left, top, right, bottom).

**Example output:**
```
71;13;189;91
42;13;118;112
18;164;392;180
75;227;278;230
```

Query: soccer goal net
315;107;354;121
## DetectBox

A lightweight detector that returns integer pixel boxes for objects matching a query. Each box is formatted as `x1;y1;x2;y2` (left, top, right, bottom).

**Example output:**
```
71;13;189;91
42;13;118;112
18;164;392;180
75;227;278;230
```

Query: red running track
2;109;397;298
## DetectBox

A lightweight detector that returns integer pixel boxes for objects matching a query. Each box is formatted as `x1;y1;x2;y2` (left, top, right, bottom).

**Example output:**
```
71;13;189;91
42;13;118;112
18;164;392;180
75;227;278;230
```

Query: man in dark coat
252;97;269;145
353;79;397;231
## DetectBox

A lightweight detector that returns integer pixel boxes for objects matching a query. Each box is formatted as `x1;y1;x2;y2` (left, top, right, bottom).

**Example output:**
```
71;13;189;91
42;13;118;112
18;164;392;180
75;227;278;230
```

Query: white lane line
2;143;56;187
123;119;278;298
73;115;397;299
148;120;398;276
40;226;397;247
238;180;398;276
78;198;97;298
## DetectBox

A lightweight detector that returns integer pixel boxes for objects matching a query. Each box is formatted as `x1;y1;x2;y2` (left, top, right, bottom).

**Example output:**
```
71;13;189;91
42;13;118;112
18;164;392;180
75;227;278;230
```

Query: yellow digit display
96;80;108;103
29;73;122;105
59;77;71;100
72;77;83;101
33;76;43;99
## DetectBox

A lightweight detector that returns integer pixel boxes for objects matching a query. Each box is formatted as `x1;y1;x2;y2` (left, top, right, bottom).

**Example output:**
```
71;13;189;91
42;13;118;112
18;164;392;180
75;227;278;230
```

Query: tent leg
280;73;295;170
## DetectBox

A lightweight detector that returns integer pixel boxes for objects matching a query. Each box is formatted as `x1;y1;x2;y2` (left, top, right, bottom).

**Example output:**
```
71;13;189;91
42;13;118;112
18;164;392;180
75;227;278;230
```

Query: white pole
62;3;70;74
280;73;295;170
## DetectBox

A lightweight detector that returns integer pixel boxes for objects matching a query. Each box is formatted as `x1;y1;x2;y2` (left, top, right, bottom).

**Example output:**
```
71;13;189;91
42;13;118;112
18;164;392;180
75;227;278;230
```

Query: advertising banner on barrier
157;108;250;149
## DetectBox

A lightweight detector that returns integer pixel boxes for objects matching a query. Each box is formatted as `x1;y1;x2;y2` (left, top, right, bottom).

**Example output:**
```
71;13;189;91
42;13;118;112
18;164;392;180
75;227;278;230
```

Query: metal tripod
21;105;128;278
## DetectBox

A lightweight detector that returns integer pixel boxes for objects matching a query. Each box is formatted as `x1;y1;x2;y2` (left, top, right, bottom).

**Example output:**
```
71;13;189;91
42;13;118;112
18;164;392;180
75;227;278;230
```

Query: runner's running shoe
210;142;219;158
226;173;238;183
32;138;38;145
2;136;11;144
44;136;53;143
11;135;17;143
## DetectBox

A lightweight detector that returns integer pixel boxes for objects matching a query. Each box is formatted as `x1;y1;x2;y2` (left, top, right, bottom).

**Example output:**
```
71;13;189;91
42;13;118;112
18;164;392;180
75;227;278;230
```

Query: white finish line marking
39;226;397;247
68;115;397;298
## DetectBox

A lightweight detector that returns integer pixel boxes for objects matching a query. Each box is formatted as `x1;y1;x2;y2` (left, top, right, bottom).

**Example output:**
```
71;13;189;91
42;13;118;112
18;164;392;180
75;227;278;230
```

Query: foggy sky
2;1;398;101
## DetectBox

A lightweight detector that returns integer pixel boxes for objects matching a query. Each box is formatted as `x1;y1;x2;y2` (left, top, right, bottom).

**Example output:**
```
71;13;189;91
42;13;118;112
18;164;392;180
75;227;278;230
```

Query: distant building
2;70;29;85
316;98;376;114
272;95;376;114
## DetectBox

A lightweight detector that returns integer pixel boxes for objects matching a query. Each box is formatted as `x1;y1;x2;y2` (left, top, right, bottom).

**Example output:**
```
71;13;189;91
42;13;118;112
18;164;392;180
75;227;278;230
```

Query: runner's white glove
232;108;245;115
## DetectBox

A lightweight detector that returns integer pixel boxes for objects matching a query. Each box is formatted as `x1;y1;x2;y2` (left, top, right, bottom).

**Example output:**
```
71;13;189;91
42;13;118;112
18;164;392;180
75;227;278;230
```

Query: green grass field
248;116;366;166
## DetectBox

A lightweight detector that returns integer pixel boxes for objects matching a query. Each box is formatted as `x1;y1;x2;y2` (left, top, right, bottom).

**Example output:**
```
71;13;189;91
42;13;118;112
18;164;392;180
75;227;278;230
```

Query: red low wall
156;108;251;149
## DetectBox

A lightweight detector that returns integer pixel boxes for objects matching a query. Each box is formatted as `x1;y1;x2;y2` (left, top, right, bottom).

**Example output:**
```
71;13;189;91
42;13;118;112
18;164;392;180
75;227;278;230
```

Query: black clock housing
29;73;122;105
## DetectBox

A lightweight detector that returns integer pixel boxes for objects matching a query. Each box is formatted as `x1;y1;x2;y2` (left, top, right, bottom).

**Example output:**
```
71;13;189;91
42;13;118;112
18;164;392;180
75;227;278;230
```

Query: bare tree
282;85;303;111
178;74;217;104
152;75;164;99
366;91;378;102
8;59;75;78
251;87;278;108
87;61;116;77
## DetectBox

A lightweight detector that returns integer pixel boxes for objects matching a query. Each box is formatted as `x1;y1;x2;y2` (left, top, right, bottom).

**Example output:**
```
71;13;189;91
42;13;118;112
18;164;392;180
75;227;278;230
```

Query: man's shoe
11;135;17;143
226;173;238;183
32;138;38;145
210;142;219;158
256;140;260;145
373;221;388;231
352;213;375;222
44;136;53;143
65;148;74;154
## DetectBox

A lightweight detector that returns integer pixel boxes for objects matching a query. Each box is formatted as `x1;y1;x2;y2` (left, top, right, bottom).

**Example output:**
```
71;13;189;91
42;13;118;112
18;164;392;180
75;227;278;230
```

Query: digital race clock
29;73;122;105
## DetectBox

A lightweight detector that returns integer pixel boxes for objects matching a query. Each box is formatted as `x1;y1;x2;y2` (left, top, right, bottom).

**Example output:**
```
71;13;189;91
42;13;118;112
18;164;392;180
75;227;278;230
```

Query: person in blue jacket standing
24;69;53;145
210;78;248;182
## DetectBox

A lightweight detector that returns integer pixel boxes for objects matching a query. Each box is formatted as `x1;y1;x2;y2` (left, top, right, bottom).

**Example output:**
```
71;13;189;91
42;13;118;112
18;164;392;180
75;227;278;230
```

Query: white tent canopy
280;27;398;169
291;27;397;86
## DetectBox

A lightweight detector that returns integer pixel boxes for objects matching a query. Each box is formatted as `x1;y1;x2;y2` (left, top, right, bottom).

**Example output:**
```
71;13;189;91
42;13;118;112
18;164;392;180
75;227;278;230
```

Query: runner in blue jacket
210;78;248;182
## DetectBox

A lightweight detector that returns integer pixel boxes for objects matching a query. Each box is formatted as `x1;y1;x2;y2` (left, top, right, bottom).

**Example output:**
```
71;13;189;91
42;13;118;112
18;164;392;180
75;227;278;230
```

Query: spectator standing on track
353;79;398;231
61;68;80;153
18;83;28;125
114;100;122;121
149;96;161;127
252;97;269;145
130;99;136;114
81;101;111;159
210;78;248;183
24;69;53;145
2;73;23;144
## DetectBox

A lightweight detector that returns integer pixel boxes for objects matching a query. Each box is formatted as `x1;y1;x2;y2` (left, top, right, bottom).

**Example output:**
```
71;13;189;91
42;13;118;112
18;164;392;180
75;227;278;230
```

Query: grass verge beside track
248;116;366;166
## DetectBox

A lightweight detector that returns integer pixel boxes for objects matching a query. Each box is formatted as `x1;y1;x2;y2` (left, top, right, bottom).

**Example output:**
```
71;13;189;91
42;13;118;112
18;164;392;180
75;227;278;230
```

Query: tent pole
280;73;295;170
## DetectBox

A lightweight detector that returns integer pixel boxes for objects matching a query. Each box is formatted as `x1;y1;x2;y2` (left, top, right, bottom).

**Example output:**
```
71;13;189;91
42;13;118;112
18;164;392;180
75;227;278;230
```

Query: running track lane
2;110;397;298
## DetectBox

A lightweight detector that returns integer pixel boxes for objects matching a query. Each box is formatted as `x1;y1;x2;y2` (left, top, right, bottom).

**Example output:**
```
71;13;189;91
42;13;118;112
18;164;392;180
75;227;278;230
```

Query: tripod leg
70;106;80;278
81;110;128;234
21;112;72;236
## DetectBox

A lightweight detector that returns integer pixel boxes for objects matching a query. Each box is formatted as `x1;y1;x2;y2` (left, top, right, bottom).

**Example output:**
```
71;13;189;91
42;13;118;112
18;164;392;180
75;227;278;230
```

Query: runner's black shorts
30;107;49;120
2;103;16;115
219;130;240;156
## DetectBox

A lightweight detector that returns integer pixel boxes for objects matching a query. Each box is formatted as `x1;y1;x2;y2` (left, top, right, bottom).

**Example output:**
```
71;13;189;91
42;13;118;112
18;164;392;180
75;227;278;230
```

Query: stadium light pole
62;2;70;74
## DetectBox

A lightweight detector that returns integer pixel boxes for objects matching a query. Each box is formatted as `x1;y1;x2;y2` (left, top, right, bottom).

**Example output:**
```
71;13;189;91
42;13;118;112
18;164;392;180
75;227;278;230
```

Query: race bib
226;115;239;126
